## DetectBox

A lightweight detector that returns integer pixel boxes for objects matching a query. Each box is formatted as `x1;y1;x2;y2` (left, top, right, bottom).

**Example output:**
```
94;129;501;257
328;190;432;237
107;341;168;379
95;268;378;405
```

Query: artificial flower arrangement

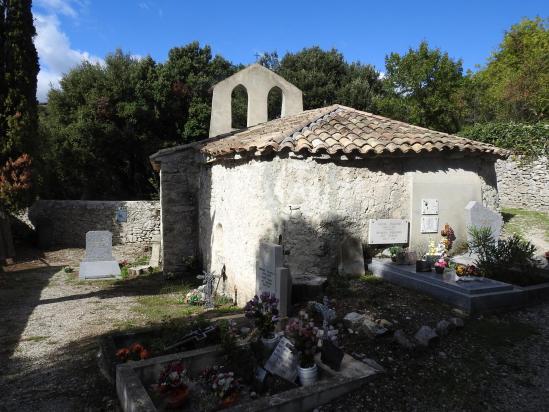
455;264;481;277
244;292;279;339
201;366;241;408
434;257;449;274
151;361;190;408
440;224;456;252
116;342;151;362
285;318;320;368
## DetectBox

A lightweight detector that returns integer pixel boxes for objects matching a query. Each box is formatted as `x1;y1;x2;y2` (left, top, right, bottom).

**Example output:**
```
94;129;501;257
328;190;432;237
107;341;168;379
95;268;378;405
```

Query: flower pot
435;266;444;274
261;335;279;352
297;363;318;386
415;260;431;272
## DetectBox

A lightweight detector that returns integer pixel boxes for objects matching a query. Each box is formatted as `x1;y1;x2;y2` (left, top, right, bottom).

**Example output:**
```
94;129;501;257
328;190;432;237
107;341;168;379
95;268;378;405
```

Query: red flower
140;349;151;360
116;348;130;361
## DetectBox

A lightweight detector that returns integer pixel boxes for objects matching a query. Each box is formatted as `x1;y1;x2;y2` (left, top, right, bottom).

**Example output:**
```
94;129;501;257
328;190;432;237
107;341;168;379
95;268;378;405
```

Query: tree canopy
35;18;548;200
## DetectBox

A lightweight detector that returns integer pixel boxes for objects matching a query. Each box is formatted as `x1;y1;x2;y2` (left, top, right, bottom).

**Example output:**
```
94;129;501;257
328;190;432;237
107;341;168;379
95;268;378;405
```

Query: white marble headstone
465;201;503;241
338;237;365;277
256;242;291;317
79;231;121;279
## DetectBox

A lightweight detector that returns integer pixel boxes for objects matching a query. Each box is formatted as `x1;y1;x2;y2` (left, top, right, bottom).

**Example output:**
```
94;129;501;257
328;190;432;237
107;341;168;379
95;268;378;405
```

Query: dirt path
0;248;151;411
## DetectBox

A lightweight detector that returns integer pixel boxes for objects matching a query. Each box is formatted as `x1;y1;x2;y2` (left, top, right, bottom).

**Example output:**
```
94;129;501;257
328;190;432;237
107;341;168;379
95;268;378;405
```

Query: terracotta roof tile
151;105;509;162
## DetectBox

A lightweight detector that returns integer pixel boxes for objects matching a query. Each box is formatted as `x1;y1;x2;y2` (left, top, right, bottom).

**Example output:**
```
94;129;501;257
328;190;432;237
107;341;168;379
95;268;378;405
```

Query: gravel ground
0;247;149;412
1;249;548;412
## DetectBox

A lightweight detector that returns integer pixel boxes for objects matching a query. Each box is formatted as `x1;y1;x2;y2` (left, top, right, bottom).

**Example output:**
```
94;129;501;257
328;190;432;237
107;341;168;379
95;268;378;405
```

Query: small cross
197;270;218;309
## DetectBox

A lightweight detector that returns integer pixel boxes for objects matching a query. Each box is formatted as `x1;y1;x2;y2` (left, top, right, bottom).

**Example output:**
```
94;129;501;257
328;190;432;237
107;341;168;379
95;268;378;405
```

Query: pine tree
2;0;39;162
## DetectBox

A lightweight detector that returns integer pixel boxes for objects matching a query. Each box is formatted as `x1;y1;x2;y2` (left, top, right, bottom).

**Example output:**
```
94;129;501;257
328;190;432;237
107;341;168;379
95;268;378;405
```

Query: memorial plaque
264;337;298;383
115;207;128;223
321;339;344;371
368;219;409;244
420;216;439;233
421;199;439;215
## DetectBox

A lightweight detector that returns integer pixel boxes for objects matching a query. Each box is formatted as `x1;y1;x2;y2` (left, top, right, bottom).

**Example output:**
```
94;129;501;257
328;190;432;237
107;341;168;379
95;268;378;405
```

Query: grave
369;259;549;313
465;201;503;241
338;237;365;277
368;219;409;245
116;342;378;412
256;242;292;317
79;231;121;279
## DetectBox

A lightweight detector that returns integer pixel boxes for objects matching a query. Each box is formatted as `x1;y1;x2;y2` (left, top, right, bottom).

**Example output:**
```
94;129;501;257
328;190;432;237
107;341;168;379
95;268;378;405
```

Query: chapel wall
159;151;200;274
199;154;500;305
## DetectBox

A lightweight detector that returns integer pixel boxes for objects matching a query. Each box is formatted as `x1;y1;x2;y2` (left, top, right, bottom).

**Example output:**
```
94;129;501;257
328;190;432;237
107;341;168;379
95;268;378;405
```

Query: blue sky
32;0;548;101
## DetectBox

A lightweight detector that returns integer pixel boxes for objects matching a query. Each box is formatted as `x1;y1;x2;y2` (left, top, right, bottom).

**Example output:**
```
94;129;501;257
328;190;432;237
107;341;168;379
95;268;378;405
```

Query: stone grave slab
465;201;503;241
256;242;291;317
79;231;121;279
368;219;409;244
338;237;365;277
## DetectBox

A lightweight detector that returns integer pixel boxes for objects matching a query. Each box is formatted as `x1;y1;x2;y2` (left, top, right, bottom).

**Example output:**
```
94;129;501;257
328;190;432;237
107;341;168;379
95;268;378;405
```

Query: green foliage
38;44;237;199
459;122;548;160
472;17;548;122
467;226;536;277
379;41;464;133
274;47;383;112
1;0;39;162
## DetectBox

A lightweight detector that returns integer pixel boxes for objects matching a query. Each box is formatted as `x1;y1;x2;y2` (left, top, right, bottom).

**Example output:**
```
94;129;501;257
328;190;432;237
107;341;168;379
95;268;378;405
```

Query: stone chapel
150;64;508;304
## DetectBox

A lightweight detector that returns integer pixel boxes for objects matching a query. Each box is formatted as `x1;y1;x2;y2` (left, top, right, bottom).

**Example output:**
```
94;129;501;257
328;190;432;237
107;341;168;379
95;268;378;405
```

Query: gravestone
79;231;121;279
368;219;409;244
420;216;439;233
465;201;503;241
264;337;298;382
338;237;365;277
149;235;161;268
256;242;292;317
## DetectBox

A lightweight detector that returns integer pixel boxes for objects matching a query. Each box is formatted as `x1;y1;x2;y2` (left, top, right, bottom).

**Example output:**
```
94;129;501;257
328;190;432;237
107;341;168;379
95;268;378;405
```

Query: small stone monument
337;237;365;277
149;235;161;268
256;242;292;317
197;270;219;310
465;201;503;241
79;231;121;279
264;337;299;382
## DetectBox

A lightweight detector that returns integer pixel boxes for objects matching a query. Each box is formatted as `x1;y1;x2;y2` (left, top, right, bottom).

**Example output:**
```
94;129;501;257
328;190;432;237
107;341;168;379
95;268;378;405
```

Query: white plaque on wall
420;216;439;233
421;199;439;215
368;219;409;244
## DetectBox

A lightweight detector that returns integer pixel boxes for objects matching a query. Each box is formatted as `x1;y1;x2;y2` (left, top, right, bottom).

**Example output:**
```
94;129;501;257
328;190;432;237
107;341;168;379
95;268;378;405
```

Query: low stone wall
28;200;160;248
496;156;548;212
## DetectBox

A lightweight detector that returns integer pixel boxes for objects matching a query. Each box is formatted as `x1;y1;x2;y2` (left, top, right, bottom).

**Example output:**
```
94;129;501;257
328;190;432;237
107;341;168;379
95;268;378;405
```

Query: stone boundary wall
27;200;160;248
496;156;548;212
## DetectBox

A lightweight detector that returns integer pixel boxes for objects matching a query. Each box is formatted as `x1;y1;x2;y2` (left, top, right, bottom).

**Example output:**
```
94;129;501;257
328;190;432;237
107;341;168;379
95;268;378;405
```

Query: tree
261;46;382;113
379;41;464;133
1;0;39;161
472;17;548;122
39;44;238;200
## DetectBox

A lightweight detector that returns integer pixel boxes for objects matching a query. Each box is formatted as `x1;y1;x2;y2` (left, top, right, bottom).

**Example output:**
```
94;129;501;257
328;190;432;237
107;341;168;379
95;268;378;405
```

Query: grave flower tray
116;343;379;412
99;315;249;384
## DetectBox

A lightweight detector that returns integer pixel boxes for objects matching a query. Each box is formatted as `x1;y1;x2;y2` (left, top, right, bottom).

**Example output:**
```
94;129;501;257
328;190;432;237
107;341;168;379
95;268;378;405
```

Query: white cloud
33;2;102;102
35;0;78;18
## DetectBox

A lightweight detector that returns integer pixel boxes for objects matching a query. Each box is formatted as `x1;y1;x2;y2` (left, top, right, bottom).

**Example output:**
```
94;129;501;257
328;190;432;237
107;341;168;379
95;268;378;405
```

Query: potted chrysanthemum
434;257;448;274
244;292;280;350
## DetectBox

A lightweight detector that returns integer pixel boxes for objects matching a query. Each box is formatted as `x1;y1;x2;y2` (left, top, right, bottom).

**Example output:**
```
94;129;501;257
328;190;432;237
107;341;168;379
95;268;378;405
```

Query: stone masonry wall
496;156;548;212
197;154;498;305
28;200;160;248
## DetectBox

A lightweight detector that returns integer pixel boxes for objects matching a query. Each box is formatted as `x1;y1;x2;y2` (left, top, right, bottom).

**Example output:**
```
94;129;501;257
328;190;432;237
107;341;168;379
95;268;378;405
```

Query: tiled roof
150;105;509;163
200;105;509;158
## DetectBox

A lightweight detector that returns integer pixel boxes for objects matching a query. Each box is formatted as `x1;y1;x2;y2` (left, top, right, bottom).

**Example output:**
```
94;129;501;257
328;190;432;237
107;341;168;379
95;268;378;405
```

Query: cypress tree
0;1;6;159
2;0;39;161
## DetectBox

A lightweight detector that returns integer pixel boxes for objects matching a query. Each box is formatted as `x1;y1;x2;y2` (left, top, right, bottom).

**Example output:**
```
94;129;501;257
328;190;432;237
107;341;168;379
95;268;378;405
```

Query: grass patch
359;272;382;284
501;208;549;241
21;335;49;342
133;283;239;324
468;319;539;347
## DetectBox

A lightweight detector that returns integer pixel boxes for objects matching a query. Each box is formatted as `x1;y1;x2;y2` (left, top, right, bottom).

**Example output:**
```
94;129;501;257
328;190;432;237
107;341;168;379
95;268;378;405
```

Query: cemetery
0;4;548;410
